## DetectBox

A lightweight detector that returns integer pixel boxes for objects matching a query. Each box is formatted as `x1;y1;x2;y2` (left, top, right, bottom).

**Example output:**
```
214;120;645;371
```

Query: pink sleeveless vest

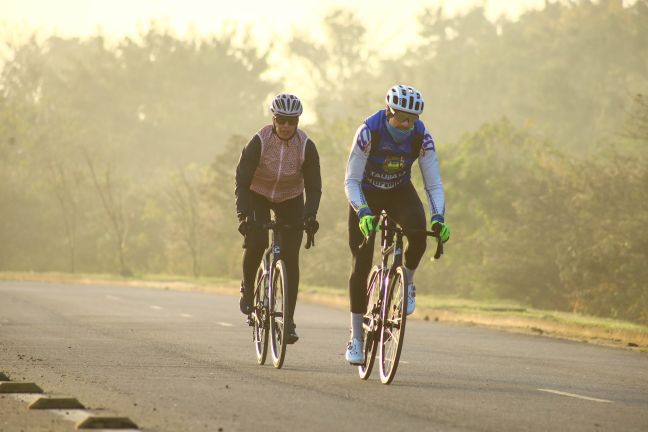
250;125;308;203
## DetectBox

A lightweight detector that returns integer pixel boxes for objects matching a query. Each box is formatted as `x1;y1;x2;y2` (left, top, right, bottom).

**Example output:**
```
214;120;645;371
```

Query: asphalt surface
1;281;647;431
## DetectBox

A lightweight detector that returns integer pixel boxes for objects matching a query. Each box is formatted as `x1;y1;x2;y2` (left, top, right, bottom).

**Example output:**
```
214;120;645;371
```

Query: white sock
351;313;364;341
404;266;416;284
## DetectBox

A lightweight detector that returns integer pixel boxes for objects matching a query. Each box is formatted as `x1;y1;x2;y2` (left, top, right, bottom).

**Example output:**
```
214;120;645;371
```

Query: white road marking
149;305;163;310
217;322;234;327
105;295;121;301
537;388;612;403
180;313;193;318
400;361;410;364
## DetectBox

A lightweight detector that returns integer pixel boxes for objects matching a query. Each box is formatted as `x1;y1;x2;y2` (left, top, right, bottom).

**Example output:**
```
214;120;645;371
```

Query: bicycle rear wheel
252;263;269;365
269;259;288;369
358;266;381;380
379;266;408;384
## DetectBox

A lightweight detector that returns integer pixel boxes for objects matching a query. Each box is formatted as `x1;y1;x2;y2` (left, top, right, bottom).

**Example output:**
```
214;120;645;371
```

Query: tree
84;150;133;276
624;93;648;143
167;165;207;278
49;160;85;272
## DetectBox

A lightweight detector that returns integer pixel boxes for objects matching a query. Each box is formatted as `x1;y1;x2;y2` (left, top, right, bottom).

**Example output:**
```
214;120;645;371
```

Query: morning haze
1;0;647;325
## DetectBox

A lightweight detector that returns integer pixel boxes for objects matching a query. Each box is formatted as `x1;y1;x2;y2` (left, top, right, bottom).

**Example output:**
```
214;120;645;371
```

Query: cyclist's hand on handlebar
304;216;318;249
430;219;450;243
359;214;378;239
304;216;319;234
238;216;252;236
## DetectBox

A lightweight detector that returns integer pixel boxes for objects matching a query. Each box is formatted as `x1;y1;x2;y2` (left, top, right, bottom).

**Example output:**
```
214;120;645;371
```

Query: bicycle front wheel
358;266;381;380
269;259;288;369
252;263;269;365
379;266;408;384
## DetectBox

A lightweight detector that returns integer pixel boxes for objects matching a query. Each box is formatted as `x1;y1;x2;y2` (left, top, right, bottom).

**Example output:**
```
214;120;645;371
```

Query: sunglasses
388;107;418;124
274;115;299;125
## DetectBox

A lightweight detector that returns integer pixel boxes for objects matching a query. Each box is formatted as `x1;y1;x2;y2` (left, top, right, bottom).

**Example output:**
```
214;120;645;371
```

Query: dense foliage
1;1;646;323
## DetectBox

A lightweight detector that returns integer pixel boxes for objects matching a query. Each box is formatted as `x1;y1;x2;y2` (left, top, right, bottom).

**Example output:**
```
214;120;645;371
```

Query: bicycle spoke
379;267;408;384
270;260;288;369
383;326;401;345
358;266;381;380
252;265;269;365
385;317;402;328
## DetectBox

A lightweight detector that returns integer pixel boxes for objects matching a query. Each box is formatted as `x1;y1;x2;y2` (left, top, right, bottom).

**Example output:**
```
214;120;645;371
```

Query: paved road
1;281;647;431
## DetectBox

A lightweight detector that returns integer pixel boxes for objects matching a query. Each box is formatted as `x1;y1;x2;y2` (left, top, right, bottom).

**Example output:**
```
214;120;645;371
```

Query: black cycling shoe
239;283;252;315
285;321;299;344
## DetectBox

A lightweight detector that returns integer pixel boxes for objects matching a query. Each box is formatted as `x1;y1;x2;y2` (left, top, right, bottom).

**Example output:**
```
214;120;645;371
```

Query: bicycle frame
260;221;284;318
358;213;405;377
249;219;285;367
379;215;404;278
250;217;315;369
358;211;442;383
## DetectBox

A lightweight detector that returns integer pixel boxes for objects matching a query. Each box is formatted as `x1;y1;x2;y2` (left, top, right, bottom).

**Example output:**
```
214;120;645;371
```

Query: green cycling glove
430;220;451;243
359;215;377;238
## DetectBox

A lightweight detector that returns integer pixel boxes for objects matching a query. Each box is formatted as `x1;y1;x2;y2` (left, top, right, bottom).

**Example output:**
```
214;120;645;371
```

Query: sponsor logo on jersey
355;126;371;154
383;156;405;173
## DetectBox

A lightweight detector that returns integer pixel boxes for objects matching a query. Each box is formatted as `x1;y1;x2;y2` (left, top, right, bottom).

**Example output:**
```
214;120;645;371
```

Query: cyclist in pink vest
235;94;321;344
344;85;451;364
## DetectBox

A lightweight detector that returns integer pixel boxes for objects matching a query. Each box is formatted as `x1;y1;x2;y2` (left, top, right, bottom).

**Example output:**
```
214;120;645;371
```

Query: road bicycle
247;219;315;369
357;211;443;384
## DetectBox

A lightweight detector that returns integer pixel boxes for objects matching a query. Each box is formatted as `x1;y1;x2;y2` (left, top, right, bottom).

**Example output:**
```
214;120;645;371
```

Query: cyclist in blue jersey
344;85;451;364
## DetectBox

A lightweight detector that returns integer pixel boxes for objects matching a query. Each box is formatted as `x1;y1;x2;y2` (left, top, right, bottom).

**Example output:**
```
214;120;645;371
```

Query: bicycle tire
252;263;269;365
269;259;288;369
379;266;408;384
358;266;381;380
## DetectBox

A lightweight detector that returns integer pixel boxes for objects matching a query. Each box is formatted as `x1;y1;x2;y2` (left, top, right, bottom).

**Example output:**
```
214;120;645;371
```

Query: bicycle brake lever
359;228;377;250
433;239;443;259
431;223;443;259
305;231;315;249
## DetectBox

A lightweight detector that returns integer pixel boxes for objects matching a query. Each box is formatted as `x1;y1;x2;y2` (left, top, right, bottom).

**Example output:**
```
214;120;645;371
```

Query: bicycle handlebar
243;220;316;249
358;214;444;259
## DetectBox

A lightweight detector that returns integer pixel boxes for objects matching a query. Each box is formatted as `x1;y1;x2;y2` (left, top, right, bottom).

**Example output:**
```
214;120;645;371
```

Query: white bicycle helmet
270;93;303;117
385;85;424;115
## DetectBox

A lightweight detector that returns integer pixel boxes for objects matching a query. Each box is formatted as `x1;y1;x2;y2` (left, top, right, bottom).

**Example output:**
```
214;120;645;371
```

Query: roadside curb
0;382;43;393
1;370;141;431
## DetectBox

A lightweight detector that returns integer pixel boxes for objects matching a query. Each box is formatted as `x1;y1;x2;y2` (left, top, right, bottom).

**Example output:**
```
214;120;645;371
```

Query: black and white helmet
385;85;424;115
270;93;303;117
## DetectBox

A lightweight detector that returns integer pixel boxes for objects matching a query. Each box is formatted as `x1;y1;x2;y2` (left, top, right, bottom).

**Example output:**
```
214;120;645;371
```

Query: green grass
299;283;648;348
415;295;648;333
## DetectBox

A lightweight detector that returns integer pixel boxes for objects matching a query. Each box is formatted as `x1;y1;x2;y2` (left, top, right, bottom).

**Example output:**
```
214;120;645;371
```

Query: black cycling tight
243;192;304;323
348;182;427;314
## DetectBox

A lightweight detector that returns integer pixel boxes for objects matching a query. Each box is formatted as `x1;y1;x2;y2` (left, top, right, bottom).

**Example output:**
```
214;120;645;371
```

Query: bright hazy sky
2;0;549;52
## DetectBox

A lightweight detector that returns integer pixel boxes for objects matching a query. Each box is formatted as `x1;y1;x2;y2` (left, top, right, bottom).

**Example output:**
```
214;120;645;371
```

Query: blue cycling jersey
344;110;445;221
361;110;427;190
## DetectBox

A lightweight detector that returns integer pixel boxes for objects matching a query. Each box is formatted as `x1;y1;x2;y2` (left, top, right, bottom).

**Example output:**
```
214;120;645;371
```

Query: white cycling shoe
345;337;365;365
406;282;416;315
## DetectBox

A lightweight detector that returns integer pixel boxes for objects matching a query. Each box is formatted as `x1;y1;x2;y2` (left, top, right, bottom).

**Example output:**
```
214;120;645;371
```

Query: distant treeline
1;0;647;323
